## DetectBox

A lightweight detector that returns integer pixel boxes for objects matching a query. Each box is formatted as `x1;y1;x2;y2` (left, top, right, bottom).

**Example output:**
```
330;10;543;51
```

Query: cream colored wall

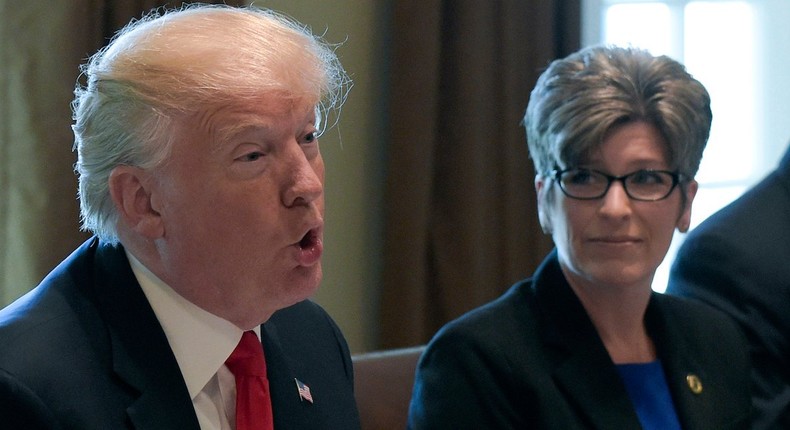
255;0;389;353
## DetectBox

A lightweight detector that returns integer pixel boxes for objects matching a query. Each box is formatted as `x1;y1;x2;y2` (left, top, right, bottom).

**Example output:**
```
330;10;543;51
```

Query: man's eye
303;132;317;143
241;151;264;161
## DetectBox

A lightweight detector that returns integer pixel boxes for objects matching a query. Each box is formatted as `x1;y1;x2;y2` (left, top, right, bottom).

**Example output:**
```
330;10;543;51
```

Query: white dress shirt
127;251;257;430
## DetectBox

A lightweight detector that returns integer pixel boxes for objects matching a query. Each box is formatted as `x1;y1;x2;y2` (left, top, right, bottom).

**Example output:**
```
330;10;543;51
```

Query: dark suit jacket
408;251;751;429
0;238;361;429
668;147;790;429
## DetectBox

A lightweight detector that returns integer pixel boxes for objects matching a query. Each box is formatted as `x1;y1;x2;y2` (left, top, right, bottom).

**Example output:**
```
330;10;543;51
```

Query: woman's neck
563;267;657;364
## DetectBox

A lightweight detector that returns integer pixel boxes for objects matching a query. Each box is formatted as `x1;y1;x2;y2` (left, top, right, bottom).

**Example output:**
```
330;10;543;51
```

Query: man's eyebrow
215;121;275;144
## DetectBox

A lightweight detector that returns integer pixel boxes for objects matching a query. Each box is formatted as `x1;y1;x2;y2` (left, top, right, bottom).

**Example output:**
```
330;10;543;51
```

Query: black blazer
0;238;361;429
408;251;751;429
668;147;790;429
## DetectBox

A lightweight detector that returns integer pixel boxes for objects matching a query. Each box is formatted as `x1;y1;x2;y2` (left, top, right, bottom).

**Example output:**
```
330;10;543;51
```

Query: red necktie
225;331;274;430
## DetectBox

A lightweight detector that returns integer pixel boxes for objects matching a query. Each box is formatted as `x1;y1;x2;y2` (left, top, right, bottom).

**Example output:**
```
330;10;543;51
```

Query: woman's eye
567;170;594;184
631;170;663;184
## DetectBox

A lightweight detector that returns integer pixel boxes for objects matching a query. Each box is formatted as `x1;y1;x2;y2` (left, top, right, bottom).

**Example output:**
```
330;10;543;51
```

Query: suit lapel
551;352;642;430
533;253;643;430
646;294;712;430
90;240;201;430
262;315;316;427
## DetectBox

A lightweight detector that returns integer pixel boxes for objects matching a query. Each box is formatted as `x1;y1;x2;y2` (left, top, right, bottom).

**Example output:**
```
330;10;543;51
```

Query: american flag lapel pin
295;378;314;404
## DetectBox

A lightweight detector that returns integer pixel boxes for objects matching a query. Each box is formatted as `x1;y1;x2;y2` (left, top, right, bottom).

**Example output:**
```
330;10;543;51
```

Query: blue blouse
616;360;682;430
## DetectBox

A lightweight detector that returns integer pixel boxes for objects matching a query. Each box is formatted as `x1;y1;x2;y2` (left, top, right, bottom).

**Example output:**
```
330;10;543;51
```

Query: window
582;0;790;291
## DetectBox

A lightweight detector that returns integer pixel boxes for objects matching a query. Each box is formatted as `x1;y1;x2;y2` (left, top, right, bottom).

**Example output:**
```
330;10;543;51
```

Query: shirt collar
126;250;259;399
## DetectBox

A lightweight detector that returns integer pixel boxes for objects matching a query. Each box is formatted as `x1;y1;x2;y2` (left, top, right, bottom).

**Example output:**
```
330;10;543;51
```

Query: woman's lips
588;236;642;250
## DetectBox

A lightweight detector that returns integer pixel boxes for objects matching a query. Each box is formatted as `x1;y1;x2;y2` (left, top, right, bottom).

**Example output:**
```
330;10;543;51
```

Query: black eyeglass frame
549;168;685;202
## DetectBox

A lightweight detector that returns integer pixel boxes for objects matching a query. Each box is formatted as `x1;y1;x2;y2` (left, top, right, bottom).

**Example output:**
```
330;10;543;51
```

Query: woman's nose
599;180;632;217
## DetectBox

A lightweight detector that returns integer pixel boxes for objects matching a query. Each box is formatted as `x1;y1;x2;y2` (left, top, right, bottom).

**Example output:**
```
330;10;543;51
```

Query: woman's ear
108;166;164;239
677;179;699;233
535;175;552;234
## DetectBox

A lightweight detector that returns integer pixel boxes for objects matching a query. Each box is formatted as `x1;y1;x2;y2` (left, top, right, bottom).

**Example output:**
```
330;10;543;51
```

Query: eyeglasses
550;168;682;201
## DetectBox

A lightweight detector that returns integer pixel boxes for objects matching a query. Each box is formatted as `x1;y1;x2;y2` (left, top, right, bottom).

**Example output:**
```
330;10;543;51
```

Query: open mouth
298;229;319;250
294;228;323;267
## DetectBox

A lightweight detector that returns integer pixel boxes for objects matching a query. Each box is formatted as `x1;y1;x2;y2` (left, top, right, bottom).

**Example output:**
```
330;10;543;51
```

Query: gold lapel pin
686;374;703;394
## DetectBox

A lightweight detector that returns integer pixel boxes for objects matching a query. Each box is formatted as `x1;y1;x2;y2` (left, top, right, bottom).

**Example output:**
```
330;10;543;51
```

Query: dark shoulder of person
0;368;62;430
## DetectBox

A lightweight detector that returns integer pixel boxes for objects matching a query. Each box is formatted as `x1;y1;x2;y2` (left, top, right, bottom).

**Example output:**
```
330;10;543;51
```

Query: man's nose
282;145;323;208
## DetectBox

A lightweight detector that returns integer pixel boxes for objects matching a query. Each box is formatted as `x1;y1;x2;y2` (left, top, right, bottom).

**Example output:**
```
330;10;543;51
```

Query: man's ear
677;179;699;233
108;166;164;239
535;175;552;234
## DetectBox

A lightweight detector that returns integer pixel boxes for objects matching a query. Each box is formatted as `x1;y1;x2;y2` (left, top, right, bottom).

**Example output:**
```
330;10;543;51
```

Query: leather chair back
352;346;425;430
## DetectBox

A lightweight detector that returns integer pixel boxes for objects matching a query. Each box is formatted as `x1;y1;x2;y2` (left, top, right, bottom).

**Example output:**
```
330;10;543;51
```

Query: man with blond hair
0;4;359;429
